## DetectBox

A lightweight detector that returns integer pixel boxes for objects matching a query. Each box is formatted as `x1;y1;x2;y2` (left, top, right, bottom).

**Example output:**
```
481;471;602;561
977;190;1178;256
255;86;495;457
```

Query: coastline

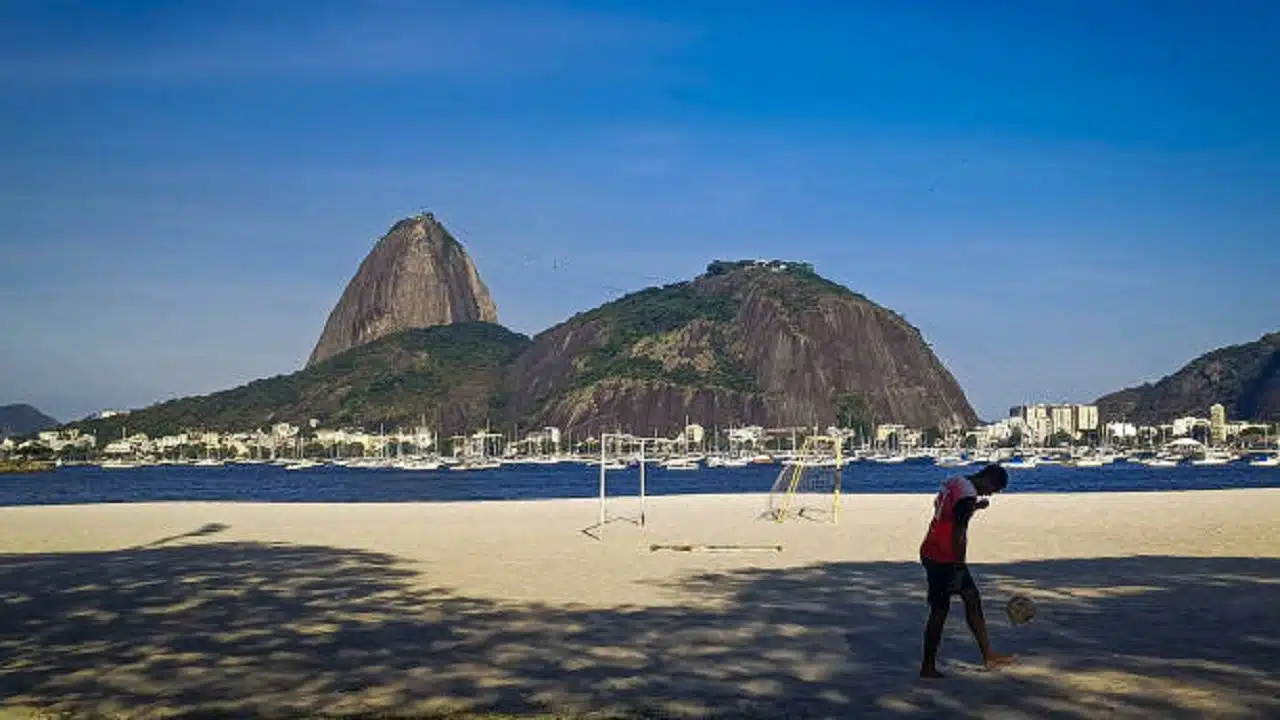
1;490;1277;718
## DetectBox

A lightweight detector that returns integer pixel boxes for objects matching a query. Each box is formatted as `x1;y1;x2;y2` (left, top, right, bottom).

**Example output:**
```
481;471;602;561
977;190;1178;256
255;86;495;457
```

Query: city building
1210;403;1227;445
1049;406;1076;438
1075;405;1099;433
1105;422;1138;440
726;426;765;446
1171;416;1211;437
875;424;906;444
1010;403;1098;442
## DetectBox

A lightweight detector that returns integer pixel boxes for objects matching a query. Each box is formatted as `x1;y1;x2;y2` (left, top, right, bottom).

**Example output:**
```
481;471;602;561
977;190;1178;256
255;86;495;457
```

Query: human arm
951;497;978;567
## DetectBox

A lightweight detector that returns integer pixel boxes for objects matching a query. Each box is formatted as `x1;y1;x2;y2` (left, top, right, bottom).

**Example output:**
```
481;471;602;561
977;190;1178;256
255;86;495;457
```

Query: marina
2;455;1276;507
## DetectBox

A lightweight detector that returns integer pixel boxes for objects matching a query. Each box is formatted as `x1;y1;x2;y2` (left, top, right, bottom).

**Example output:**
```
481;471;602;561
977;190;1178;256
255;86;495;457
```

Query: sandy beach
1;489;1277;718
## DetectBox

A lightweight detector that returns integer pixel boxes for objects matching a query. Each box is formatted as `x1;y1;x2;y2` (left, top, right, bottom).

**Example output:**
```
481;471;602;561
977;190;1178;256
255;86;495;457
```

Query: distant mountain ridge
309;213;498;366
1096;332;1280;424
0;404;58;438
70;323;530;440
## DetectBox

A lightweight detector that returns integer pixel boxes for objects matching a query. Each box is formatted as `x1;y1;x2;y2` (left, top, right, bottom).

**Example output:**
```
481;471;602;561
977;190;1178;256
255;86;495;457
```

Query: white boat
1143;457;1179;468
1191;451;1234;467
1003;457;1039;469
451;460;503;471
784;457;838;468
193;459;224;468
521;456;565;465
99;459;139;470
662;458;700;471
1249;454;1279;468
284;460;322;471
935;455;971;468
1069;457;1106;468
394;459;443;471
871;454;907;464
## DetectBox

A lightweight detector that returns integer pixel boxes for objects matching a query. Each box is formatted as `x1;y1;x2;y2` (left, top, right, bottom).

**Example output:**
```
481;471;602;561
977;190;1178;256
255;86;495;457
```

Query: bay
1;460;1277;506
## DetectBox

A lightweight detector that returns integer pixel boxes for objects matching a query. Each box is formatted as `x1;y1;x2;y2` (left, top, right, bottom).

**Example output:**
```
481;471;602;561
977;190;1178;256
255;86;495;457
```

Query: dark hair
973;463;1009;490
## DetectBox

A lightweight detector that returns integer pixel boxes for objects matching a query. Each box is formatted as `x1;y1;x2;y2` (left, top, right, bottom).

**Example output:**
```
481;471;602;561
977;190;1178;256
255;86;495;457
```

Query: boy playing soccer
919;463;1016;678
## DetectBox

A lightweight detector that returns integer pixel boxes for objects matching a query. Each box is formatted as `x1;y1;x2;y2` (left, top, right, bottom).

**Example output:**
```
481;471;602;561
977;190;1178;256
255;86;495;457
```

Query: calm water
1;460;1277;506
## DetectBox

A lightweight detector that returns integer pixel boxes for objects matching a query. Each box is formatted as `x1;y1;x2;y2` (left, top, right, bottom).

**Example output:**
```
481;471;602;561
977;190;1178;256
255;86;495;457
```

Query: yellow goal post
765;434;843;523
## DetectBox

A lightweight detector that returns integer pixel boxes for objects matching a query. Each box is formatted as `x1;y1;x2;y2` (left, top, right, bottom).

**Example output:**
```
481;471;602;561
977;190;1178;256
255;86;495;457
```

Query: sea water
1;460;1277;506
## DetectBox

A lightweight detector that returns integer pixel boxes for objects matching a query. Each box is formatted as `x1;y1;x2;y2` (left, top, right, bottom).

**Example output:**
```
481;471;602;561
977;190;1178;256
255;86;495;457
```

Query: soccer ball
1006;594;1036;625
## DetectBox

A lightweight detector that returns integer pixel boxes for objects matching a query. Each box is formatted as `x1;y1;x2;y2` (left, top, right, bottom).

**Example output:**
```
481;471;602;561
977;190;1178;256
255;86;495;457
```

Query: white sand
0;490;1277;718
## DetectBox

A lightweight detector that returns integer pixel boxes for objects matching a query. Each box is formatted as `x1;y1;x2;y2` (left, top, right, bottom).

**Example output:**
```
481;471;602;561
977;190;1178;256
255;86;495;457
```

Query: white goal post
582;433;660;539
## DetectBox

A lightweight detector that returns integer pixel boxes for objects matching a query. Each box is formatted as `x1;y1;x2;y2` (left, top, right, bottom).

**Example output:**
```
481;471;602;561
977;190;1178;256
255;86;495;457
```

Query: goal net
765;435;843;523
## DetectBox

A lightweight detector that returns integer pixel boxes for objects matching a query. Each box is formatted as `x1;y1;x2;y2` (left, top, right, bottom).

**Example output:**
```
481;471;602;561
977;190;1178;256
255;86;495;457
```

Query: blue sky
2;0;1277;422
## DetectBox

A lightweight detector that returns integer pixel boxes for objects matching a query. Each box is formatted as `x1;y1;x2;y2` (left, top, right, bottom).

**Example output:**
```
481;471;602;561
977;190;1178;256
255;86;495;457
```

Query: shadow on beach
0;532;1276;718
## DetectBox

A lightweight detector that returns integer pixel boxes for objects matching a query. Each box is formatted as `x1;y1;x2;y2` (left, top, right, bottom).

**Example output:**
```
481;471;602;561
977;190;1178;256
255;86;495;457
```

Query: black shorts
922;557;977;609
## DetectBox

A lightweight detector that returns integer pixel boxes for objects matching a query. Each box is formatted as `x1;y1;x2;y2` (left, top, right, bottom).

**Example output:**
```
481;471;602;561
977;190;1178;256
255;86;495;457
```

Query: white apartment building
1075;405;1099;432
1010;403;1100;441
1210;404;1227;444
1171;416;1210;437
1105;422;1137;440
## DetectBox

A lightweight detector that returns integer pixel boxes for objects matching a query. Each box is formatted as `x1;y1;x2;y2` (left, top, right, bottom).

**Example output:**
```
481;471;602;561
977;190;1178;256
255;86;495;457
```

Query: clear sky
2;0;1277;423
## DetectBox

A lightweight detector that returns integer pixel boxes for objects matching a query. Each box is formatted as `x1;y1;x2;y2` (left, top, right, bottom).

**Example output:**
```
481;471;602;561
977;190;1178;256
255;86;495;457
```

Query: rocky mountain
61;257;978;443
0;404;58;439
502;260;977;436
309;213;499;366
71;323;530;440
1096;332;1280;424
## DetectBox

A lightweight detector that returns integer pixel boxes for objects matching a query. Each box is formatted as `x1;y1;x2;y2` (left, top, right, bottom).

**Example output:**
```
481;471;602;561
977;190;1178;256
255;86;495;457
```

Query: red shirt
920;476;978;563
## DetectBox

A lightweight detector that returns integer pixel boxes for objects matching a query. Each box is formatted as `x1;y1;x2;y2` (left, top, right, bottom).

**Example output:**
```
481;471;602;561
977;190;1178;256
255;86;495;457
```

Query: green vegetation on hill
507;256;979;433
1096;331;1279;423
570;281;755;393
70;323;530;439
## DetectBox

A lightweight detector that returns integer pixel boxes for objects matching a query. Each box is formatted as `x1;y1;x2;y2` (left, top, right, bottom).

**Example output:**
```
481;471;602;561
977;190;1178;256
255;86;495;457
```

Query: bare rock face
504;261;978;436
309;213;498;367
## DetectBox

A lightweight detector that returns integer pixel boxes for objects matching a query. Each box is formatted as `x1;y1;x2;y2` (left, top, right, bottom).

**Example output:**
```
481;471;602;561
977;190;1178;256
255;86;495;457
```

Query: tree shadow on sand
0;530;1276;719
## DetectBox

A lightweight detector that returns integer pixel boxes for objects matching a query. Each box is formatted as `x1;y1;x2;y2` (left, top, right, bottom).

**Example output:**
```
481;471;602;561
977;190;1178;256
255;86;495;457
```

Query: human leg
921;603;949;678
959;581;1015;668
920;559;952;678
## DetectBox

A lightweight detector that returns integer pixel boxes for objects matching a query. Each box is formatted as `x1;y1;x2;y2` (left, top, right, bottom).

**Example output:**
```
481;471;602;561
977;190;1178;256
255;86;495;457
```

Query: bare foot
919;666;946;679
983;653;1016;670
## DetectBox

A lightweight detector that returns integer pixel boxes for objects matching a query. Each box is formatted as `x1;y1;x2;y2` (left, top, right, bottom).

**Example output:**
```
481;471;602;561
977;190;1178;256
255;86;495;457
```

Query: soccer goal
765;435;843;523
580;433;653;540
